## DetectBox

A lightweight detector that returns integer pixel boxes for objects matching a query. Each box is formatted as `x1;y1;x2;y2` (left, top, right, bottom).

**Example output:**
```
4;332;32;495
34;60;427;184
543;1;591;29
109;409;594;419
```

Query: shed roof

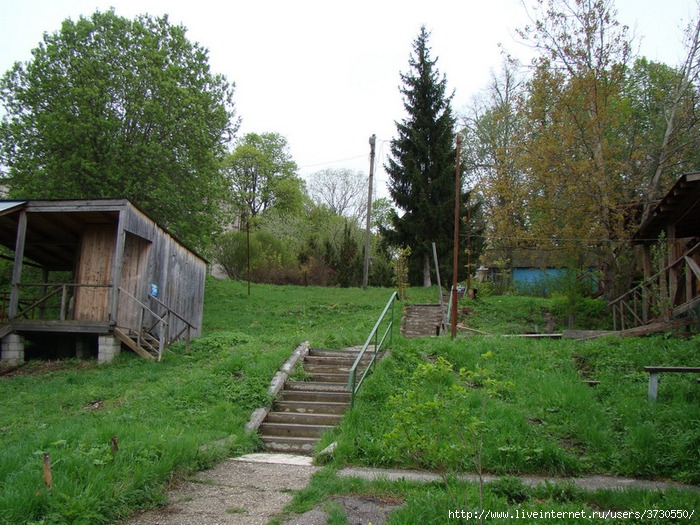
0;200;121;271
634;172;700;243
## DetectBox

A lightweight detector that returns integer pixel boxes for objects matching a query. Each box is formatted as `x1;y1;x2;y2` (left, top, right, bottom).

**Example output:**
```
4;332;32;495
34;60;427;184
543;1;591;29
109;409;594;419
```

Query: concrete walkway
337;465;700;493
120;453;698;525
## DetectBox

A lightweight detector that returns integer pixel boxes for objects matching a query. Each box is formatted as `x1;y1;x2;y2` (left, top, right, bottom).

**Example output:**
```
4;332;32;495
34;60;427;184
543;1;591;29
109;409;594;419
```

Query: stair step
265;412;343;425
273;400;349;415
284;381;348;392
261;436;317;454
308;373;352;383
304;355;363;366
308;348;371;359
279;389;351;403
304;363;355;373
259;422;333;438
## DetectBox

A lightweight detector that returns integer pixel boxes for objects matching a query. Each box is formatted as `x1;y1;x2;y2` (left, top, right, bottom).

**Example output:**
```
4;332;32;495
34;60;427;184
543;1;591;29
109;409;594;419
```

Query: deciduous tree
222;132;303;226
0;9;237;250
517;0;634;296
306;167;367;223
462;62;530;268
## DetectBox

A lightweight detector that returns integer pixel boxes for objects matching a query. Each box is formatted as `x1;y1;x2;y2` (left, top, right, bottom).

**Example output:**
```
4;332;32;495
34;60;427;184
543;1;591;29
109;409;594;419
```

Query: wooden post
451;135;461;339
60;285;68;321
8;210;27;319
363;134;376;290
110;209;126;323
648;372;659;402
667;224;677;315
642;244;652;324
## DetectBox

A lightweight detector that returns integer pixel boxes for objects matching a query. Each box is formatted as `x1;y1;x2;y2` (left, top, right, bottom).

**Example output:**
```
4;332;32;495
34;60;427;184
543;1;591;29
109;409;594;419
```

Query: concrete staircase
259;347;373;455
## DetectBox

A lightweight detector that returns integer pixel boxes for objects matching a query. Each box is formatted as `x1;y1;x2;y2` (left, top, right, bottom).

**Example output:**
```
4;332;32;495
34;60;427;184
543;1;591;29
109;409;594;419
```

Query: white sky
0;0;696;197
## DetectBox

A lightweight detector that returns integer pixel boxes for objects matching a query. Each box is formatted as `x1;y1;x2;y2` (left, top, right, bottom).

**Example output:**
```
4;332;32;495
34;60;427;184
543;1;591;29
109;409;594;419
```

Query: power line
298;154;367;169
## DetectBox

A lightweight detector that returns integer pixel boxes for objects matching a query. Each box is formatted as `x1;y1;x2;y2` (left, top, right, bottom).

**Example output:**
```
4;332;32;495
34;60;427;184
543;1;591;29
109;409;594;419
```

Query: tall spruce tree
385;26;459;286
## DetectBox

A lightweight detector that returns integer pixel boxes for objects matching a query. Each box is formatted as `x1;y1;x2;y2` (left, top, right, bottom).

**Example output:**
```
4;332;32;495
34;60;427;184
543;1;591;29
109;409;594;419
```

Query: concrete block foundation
1;334;25;365
98;335;121;364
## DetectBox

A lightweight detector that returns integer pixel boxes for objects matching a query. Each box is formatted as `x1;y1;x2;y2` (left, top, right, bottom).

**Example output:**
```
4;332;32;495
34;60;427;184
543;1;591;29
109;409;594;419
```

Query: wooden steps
259;347;374;455
401;304;444;338
114;327;161;361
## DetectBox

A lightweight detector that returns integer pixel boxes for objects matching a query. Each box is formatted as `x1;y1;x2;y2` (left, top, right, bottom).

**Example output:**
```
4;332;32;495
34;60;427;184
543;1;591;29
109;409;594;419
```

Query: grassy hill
0;277;697;524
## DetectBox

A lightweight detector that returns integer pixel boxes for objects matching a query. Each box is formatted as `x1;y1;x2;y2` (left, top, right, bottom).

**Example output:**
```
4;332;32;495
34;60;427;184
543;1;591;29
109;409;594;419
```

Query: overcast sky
1;0;696;197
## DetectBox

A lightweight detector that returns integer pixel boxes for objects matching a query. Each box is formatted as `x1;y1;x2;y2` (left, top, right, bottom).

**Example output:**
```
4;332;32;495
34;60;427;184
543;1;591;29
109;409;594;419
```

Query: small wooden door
73;225;115;321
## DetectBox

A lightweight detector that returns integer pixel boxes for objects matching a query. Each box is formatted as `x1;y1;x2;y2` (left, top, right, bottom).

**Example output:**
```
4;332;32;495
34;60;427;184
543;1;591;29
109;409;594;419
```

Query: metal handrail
347;291;397;406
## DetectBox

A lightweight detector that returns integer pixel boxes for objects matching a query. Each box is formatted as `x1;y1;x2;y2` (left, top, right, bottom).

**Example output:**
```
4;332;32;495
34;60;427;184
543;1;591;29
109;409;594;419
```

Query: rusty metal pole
451;135;461;339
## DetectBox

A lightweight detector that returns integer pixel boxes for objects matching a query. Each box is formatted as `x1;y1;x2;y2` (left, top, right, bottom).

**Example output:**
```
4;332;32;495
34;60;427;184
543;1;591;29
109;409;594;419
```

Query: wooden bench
643;366;700;401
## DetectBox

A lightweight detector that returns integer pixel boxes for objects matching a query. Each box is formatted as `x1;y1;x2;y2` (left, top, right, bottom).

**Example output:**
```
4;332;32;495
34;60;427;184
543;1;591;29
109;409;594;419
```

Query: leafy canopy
0;9;238;250
222;132;303;224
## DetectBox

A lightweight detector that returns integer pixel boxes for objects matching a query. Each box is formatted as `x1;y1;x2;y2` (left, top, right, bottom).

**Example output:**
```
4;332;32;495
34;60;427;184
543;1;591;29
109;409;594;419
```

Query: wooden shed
0;199;206;364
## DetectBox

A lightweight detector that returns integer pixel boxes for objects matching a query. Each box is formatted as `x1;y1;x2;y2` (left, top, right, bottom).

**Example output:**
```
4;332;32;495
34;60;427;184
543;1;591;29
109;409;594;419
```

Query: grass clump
0;330;279;524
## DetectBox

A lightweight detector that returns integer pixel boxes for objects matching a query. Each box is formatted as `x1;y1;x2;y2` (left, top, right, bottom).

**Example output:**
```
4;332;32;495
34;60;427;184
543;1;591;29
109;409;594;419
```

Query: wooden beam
110;209;126;323
685;255;700;280
8;210;27;319
9;320;112;333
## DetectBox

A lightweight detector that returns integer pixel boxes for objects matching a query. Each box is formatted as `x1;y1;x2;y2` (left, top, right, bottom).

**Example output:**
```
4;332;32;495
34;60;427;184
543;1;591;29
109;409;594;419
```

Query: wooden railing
610;242;700;330
0;283;196;361
8;283;110;321
118;288;197;359
146;292;197;353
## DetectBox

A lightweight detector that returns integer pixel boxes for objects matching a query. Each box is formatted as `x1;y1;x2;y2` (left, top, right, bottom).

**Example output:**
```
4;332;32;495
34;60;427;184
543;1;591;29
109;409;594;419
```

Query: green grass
0;279;697;524
0;278;398;524
324;334;700;483
277;470;700;525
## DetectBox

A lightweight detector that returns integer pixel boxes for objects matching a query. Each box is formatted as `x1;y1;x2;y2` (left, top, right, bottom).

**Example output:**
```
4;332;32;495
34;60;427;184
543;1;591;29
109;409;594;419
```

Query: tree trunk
422;252;432;287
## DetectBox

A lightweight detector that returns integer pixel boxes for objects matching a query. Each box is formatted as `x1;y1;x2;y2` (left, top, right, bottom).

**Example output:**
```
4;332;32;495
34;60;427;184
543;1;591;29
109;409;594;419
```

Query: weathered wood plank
7;320;112;333
114;327;156;361
643;366;700;373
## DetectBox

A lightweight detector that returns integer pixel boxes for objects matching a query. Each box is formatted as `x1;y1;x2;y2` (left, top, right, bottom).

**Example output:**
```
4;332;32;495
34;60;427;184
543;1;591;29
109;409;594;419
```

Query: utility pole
451;134;461;339
363;134;376;290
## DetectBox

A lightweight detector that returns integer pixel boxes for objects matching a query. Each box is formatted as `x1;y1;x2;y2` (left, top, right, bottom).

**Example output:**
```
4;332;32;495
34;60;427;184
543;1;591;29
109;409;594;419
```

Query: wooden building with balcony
610;173;700;331
0;199;206;364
